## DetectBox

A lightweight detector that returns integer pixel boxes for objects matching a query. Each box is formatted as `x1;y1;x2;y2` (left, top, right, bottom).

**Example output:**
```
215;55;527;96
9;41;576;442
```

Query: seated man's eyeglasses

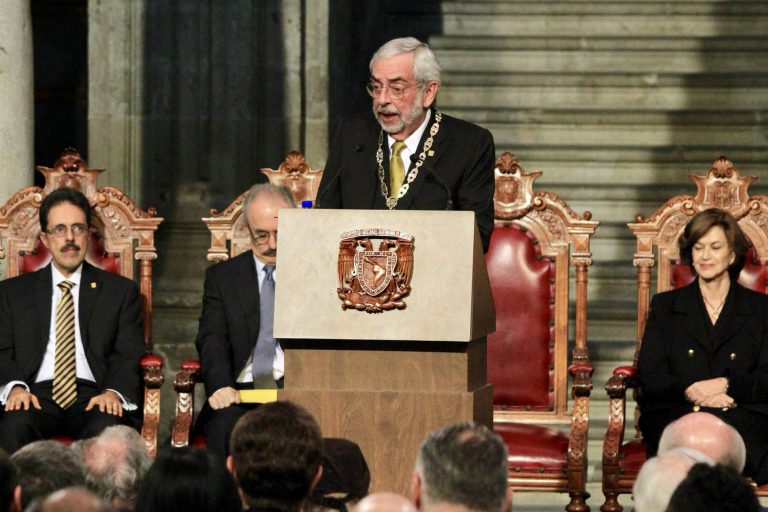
251;229;277;244
45;223;89;238
366;81;422;101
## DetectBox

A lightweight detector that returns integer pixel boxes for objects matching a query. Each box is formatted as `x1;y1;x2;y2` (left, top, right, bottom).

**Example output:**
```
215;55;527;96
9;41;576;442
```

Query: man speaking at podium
315;37;496;252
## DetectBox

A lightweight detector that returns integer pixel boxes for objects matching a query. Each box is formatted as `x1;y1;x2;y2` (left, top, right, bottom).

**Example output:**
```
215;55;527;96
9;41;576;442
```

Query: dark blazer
196;250;260;398
638;280;768;416
0;262;145;404
316;110;496;251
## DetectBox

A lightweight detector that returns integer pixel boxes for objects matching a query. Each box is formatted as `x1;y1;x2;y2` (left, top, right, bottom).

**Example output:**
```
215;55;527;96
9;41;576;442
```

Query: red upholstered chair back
486;224;555;410
486;152;598;422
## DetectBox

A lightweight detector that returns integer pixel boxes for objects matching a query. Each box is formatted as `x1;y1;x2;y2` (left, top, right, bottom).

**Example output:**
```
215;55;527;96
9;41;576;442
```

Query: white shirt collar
51;263;83;287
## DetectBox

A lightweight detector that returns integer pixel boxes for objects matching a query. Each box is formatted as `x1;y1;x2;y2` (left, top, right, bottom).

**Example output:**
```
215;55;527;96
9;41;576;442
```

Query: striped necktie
52;280;77;409
390;141;407;199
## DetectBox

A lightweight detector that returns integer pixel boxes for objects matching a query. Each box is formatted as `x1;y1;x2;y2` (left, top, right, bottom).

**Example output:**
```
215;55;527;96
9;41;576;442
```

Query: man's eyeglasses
366;81;421;101
45;223;89;238
251;229;277;244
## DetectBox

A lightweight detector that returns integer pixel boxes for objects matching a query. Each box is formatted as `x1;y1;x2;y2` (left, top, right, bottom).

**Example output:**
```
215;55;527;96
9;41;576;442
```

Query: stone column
0;0;34;201
88;0;145;202
283;0;329;169
303;0;329;168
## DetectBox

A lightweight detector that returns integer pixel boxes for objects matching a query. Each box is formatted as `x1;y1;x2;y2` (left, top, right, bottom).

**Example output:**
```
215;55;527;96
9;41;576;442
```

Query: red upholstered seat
601;157;768;511
495;422;569;472
486;153;598;511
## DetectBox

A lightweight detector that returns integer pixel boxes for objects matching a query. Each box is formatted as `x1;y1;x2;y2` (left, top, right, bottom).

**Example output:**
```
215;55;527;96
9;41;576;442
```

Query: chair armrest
606;365;637;399
171;359;202;448
569;362;594;398
139;354;164;458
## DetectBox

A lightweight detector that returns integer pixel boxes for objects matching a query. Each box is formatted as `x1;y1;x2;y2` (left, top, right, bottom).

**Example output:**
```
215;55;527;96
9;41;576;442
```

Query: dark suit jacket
196;251;260;398
316;110;496;251
637;280;768;418
0;262;145;404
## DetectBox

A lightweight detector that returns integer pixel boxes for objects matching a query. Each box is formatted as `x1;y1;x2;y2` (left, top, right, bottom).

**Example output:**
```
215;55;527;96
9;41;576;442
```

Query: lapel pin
428;150;435;157
91;282;97;289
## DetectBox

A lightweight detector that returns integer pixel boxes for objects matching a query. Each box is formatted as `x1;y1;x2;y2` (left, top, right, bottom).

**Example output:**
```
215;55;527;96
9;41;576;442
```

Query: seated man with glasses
316;36;495;252
194;183;295;459
0;187;145;453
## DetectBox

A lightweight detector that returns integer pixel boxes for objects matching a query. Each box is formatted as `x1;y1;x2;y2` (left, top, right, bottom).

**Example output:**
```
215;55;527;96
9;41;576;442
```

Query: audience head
308;438;370;512
228;401;323;512
11;441;86;510
666;463;760;512
135;446;240;512
242;183;295;265
658;412;746;472
73;425;152;512
678;207;748;280
411;422;510;512
31;487;111;512
0;448;20;512
632;447;713;512
355;493;417;512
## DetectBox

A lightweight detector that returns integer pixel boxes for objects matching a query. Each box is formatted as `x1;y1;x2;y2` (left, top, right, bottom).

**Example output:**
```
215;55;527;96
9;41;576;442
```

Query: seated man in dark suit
316;36;495;252
0;187;145;453
195;183;295;459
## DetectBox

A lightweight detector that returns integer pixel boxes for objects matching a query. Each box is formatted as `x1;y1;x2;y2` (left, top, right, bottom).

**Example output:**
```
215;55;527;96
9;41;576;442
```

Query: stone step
440;85;768;111
431;34;768;52
441;108;768;128
482;121;768;149
436;49;768;74
437;0;768;17
439;13;768;38
441;71;768;88
483;146;768;165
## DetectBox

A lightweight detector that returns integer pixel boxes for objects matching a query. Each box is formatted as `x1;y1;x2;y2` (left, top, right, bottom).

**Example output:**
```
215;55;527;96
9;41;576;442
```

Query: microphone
416;157;453;210
314;144;363;209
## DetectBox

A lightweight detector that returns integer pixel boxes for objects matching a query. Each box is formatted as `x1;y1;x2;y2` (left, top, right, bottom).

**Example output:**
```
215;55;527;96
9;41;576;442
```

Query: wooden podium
274;209;495;493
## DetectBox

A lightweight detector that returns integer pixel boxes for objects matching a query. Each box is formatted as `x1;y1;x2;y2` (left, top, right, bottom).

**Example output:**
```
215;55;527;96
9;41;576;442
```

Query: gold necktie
53;280;77;409
389;141;407;199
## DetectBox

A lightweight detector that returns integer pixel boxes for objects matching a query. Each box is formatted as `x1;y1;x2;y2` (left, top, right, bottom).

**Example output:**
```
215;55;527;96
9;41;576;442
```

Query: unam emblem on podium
337;228;414;313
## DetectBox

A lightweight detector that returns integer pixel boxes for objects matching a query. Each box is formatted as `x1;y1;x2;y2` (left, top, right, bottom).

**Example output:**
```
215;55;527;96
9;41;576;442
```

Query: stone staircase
430;0;768;509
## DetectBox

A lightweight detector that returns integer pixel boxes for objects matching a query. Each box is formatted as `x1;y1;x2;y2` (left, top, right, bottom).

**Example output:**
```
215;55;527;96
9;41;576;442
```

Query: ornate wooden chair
0;148;164;457
486;152;599;512
171;151;321;447
600;156;768;512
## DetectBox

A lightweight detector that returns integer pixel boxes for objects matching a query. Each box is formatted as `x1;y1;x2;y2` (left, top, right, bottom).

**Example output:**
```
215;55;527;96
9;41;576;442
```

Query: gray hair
73;426;152;511
11;441;86;510
369;37;441;85
415;422;508;512
633;447;714;512
242;183;295;229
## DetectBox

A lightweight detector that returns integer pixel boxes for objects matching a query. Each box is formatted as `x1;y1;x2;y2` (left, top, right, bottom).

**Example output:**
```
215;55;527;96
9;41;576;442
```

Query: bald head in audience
355;493;417;512
658;412;746;472
633;447;714;512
